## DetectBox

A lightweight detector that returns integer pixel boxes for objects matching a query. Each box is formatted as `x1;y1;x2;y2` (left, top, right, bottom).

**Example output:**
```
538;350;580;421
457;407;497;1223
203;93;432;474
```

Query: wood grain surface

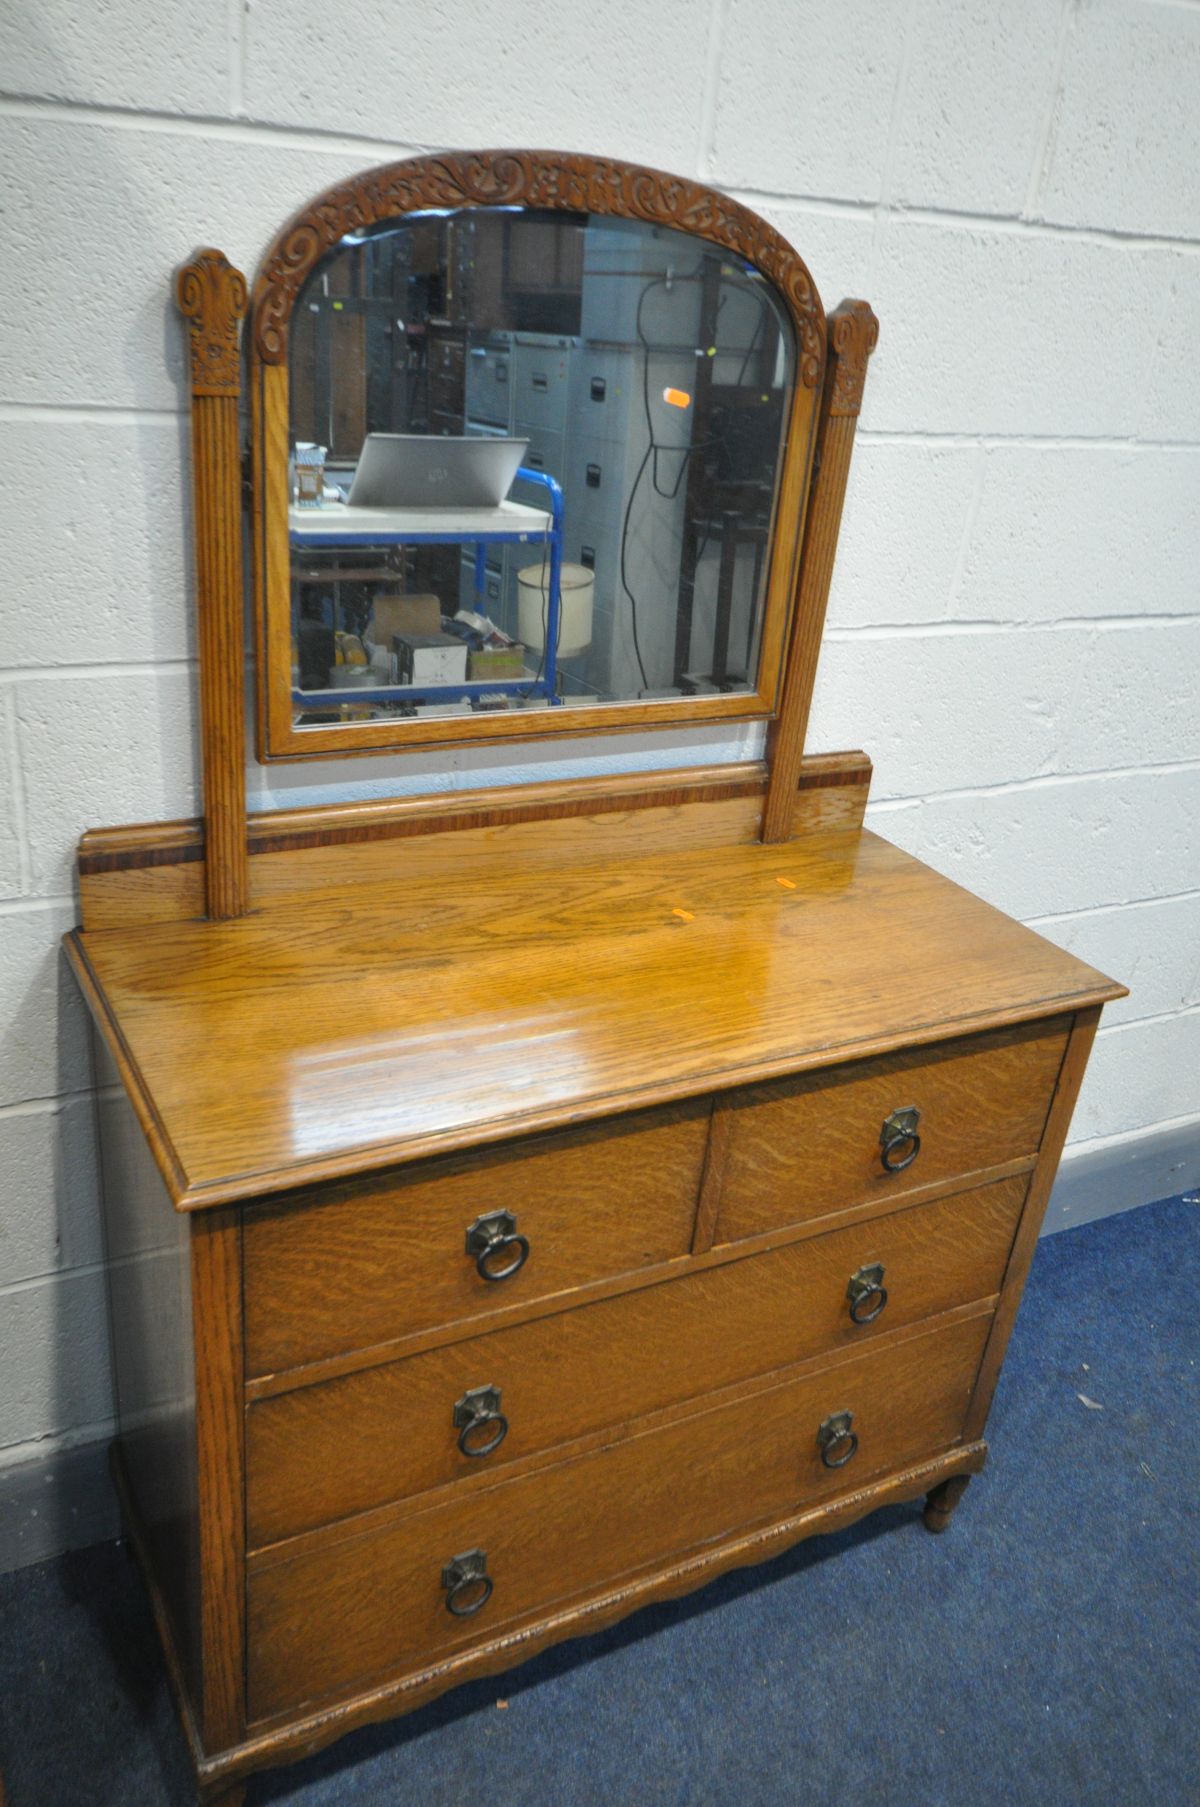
243;1101;711;1376
713;1017;1068;1243
75;753;873;931
74;153;1127;1807
95;1041;202;1701
66;829;1122;1211
136;1437;986;1793
200;1785;246;1807
175;250;249;920
762;301;878;840
964;1004;1102;1440
245;1176;1024;1546
244;1155;1036;1403
246;1308;992;1721
191;1208;247;1748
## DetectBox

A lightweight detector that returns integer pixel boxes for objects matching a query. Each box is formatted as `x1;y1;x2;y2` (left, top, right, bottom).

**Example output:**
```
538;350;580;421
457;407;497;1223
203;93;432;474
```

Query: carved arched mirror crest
247;151;829;761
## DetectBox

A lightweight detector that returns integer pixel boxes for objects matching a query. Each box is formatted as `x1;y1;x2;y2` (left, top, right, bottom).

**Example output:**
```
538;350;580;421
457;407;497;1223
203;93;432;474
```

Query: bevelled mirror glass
251;157;824;759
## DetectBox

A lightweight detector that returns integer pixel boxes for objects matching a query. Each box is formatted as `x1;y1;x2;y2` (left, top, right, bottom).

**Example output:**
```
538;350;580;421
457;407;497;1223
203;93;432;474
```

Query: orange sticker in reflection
775;876;797;890
672;908;695;922
662;387;692;409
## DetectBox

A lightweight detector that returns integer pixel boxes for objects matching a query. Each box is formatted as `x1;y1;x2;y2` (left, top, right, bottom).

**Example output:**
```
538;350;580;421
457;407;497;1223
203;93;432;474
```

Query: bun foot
922;1474;971;1534
199;1784;246;1807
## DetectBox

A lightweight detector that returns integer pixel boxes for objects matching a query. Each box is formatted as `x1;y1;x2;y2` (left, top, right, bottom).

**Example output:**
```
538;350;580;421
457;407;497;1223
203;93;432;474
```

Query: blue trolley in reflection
289;467;565;711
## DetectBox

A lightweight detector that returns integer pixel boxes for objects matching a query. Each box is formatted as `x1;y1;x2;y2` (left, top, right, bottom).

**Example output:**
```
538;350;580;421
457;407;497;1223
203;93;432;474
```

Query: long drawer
247;1308;992;1722
713;1017;1067;1245
246;1175;1025;1546
243;1098;711;1377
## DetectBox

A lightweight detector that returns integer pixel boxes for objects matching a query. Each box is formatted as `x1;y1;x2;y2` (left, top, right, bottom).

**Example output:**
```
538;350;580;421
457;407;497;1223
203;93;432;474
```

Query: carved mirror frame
247;149;828;762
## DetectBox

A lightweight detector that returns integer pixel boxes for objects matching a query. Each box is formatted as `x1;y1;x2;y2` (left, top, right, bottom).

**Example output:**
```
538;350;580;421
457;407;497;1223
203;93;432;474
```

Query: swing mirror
250;153;825;759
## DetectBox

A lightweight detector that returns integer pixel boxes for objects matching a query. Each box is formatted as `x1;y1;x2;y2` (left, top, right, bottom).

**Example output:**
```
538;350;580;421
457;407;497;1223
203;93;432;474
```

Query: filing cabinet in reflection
459;308;696;699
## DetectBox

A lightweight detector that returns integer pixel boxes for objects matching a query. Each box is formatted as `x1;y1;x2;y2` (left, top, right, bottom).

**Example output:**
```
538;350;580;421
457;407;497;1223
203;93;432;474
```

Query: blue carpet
2;1193;1197;1807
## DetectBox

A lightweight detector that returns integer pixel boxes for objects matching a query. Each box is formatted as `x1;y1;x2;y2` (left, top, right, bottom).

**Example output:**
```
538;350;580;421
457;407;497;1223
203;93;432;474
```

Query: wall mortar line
3;689;33;896
228;0;246;117
942;443;987;623
1096;1002;1200;1040
866;756;1200;809
0;1420;119;1470
695;0;729;180
875;0;920;214
825;615;1200;641
1027;887;1200;927
0;92;433;158
1062;1106;1200;1157
1022;0;1076;222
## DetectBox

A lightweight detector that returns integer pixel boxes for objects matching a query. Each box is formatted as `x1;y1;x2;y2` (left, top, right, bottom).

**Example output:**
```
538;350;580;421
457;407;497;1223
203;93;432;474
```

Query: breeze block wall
1;0;1197;1564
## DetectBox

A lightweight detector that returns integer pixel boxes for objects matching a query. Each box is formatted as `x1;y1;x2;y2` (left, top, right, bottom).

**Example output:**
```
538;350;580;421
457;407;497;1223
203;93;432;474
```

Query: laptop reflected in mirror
346;434;530;509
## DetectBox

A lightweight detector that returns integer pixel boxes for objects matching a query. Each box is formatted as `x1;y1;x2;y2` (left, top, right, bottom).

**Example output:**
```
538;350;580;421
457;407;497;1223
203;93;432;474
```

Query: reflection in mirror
287;209;795;729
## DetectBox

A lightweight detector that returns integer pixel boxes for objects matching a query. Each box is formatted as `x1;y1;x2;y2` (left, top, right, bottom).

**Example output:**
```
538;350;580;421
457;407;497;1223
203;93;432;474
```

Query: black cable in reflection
619;271;775;693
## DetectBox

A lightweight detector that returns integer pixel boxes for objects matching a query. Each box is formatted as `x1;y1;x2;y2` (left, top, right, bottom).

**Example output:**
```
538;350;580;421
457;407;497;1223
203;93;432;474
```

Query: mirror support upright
761;300;879;843
175;249;251;919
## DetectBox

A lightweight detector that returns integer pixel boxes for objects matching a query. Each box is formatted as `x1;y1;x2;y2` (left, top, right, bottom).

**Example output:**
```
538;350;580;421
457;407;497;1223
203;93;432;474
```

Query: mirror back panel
250;153;825;760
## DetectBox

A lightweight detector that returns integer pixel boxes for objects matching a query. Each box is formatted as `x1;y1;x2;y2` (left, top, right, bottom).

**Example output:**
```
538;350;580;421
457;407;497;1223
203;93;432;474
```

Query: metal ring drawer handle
441;1549;493;1617
453;1385;509;1459
847;1263;888;1326
465;1210;530;1283
880;1106;921;1174
817;1410;859;1470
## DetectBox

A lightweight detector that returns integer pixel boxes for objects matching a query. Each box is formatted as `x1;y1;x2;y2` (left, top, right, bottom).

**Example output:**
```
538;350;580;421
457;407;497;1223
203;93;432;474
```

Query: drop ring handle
880;1106;921;1174
465;1209;530;1283
847;1263;888;1326
817;1410;859;1470
441;1549;493;1617
453;1385;509;1459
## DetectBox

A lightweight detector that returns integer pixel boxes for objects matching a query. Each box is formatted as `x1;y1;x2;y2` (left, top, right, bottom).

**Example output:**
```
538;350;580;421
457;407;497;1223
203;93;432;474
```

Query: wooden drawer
246;1175;1025;1546
713;1017;1068;1245
243;1099;711;1377
247;1308;992;1721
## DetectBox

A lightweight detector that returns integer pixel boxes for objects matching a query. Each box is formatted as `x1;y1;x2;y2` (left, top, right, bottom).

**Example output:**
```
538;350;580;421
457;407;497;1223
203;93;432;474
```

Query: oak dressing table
64;151;1124;1806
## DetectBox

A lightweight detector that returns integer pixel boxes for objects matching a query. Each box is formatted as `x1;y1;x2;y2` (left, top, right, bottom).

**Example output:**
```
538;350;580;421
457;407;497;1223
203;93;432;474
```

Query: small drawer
713;1018;1068;1246
464;341;512;427
567;346;631;426
242;1098;711;1378
512;340;571;433
246;1308;992;1721
246;1175;1025;1546
510;425;565;512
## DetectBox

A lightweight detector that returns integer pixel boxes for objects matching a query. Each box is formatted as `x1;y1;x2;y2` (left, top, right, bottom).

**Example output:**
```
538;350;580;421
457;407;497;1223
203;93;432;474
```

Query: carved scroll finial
175;248;248;397
827;300;879;418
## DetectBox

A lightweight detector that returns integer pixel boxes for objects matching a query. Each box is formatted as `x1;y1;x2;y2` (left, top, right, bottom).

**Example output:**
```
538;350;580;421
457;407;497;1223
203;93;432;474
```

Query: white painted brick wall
1038;0;1200;241
1031;893;1200;1030
1;0;1197;1488
867;221;1175;438
958;446;1200;622
5;417;194;668
0;1099;103;1285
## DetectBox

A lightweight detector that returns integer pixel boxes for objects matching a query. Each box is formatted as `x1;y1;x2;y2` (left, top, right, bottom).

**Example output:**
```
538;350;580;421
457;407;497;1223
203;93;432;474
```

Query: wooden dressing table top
68;828;1122;1212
